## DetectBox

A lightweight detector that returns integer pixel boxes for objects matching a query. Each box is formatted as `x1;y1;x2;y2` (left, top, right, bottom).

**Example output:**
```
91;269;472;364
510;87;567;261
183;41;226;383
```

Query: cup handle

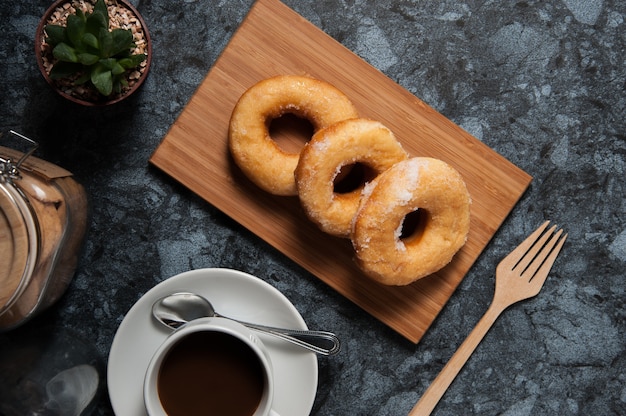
269;410;281;416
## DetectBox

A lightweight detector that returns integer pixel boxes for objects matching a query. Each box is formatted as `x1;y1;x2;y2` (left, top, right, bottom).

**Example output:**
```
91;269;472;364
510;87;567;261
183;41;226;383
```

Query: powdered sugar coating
295;118;408;237
351;157;471;286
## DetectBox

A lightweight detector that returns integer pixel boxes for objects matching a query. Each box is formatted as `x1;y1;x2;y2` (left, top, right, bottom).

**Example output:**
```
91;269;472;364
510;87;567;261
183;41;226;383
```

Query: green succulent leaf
82;32;99;49
111;62;125;76
85;10;107;36
115;48;132;59
94;0;109;28
49;61;82;79
98;27;113;57
78;52;99;65
134;54;147;65
52;42;78;63
91;64;113;96
113;77;127;94
118;54;146;69
66;14;86;48
110;29;134;56
117;58;132;69
98;58;117;70
44;25;67;47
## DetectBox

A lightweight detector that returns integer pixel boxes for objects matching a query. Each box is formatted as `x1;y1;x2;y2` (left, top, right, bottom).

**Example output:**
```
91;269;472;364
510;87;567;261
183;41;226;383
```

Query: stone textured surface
1;0;625;415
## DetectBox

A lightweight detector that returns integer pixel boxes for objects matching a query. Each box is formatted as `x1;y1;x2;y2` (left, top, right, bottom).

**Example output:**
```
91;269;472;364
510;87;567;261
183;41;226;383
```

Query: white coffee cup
144;317;280;416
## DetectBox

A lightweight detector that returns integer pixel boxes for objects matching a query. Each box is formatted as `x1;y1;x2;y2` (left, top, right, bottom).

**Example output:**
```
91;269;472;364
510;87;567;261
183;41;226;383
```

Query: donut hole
269;113;314;154
333;163;378;194
399;209;429;243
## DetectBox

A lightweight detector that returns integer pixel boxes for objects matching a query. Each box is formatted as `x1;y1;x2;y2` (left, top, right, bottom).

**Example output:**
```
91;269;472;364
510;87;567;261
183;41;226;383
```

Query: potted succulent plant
35;0;152;106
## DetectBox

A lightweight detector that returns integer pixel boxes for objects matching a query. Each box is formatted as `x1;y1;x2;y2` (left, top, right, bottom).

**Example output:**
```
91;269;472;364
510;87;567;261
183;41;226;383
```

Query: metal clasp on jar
0;131;39;183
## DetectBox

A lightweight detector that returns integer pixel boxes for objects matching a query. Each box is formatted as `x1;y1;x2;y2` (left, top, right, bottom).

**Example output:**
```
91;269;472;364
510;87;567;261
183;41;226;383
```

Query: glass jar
0;131;88;330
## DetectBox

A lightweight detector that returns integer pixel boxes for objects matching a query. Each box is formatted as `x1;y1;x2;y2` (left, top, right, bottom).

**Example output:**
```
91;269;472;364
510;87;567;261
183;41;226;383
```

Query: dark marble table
1;0;624;415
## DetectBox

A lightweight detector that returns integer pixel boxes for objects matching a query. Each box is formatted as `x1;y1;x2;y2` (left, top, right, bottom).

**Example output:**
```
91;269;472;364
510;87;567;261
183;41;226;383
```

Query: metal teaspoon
151;292;341;356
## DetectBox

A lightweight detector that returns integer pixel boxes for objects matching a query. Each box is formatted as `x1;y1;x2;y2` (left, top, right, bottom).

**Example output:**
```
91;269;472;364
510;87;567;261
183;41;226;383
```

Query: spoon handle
237;321;341;356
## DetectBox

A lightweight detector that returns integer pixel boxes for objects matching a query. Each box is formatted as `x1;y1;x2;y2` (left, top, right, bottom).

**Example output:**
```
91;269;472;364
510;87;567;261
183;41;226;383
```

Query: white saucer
107;268;318;415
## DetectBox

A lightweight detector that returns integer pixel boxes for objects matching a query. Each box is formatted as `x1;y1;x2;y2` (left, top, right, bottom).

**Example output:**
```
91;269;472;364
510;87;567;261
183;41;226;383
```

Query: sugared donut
351;157;471;286
228;75;359;196
295;118;408;238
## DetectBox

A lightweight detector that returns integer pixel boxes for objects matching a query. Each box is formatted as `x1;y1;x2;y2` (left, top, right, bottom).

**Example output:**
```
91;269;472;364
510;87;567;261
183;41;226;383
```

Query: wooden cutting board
150;0;532;343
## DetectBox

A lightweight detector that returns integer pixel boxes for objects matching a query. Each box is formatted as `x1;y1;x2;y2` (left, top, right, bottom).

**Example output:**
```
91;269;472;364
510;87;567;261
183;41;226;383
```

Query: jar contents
0;134;88;330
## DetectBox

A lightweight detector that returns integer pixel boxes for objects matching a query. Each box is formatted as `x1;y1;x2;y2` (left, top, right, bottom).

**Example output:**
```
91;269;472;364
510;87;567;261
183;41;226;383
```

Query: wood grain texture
149;0;532;343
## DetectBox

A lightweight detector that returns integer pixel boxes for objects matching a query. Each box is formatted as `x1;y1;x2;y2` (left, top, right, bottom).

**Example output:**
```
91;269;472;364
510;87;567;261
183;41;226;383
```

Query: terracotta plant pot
35;0;152;106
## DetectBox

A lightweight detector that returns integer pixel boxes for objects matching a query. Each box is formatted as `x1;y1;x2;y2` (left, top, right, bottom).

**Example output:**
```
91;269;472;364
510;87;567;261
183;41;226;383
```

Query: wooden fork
409;221;567;416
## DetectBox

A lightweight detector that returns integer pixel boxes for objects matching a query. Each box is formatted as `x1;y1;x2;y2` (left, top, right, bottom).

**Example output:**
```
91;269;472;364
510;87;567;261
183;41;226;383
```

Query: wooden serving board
150;0;532;343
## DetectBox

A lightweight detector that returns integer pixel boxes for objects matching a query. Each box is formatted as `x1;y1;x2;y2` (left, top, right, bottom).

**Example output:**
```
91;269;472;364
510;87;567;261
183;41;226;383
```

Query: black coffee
157;331;265;416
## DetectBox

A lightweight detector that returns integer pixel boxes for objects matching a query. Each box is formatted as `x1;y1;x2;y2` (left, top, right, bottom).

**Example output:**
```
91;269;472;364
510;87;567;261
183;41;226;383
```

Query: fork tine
524;229;567;282
518;226;567;298
503;221;550;267
514;223;558;274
